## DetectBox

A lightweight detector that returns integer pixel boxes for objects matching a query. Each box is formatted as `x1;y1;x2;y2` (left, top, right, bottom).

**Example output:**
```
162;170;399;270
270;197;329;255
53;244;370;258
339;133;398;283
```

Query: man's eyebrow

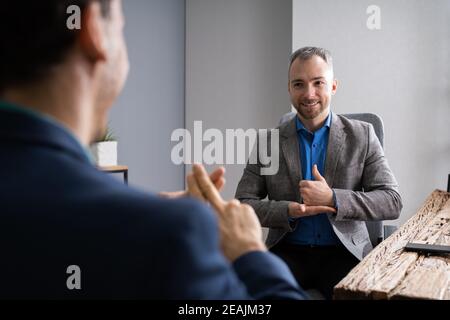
291;77;326;83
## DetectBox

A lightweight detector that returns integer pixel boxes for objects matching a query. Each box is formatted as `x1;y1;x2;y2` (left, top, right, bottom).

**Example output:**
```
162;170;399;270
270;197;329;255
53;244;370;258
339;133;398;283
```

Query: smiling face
288;55;337;125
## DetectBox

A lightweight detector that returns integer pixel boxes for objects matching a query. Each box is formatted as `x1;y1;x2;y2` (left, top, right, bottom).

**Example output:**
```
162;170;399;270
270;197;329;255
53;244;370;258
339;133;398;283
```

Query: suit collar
324;112;346;187
0;104;92;165
279;116;302;198
280;115;297;138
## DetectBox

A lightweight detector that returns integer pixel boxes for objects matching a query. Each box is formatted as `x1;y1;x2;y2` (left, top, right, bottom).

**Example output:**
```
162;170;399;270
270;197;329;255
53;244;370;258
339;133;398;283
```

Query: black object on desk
404;242;450;255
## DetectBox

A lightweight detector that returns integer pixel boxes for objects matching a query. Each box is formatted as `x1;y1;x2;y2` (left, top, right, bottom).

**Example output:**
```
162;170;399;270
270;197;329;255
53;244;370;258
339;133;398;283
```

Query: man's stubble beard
294;102;328;120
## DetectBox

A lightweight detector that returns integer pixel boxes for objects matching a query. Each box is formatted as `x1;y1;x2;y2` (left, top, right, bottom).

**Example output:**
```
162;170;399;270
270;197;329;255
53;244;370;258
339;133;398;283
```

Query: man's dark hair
0;0;111;93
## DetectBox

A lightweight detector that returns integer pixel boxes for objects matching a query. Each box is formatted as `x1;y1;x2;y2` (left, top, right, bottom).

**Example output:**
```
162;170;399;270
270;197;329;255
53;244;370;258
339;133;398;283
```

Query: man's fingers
210;167;225;183
158;190;187;199
192;164;226;212
303;204;336;215
161;167;225;200
215;177;226;191
312;164;325;182
299;180;315;189
291;203;336;218
209;167;225;190
227;199;240;207
186;173;205;202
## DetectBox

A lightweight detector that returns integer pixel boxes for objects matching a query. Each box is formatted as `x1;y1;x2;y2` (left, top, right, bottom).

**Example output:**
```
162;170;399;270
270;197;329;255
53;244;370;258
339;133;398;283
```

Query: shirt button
313;144;316;148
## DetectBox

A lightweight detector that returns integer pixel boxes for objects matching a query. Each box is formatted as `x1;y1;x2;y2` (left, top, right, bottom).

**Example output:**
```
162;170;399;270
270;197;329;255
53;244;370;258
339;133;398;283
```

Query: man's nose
304;84;316;98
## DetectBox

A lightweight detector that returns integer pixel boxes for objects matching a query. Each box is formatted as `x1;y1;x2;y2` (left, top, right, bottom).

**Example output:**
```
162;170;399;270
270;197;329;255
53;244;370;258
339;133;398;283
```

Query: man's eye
294;83;303;88
315;81;325;86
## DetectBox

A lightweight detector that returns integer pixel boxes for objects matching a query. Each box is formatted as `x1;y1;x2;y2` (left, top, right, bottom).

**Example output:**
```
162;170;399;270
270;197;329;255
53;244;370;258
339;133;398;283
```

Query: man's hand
159;166;225;199
288;202;336;218
299;164;334;207
191;164;266;262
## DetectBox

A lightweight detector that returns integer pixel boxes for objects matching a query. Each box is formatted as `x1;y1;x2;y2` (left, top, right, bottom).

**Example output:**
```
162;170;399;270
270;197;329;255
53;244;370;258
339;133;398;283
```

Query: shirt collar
296;111;332;133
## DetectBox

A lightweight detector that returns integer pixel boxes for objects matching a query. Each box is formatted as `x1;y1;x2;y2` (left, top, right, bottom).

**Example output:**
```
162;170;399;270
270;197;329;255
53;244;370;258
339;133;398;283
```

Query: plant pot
90;141;118;167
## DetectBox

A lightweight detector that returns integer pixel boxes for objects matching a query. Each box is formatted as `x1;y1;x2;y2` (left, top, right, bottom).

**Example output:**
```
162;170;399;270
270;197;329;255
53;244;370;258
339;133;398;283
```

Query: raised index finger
192;164;226;212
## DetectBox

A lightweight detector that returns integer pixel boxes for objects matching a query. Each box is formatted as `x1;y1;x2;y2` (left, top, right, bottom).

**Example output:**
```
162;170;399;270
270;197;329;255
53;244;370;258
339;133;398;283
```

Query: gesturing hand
158;166;225;199
288;202;336;218
190;164;266;262
299;164;334;207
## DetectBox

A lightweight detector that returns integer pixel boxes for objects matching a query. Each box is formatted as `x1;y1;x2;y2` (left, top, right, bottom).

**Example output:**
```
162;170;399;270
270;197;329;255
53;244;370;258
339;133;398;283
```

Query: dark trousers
270;241;359;300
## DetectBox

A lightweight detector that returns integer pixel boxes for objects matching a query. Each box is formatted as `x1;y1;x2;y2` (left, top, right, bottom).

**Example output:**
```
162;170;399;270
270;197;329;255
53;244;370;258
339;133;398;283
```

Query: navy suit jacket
0;107;306;299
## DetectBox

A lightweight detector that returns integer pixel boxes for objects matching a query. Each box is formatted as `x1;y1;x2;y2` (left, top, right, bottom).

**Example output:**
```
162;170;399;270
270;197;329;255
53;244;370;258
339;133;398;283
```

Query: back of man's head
0;0;111;93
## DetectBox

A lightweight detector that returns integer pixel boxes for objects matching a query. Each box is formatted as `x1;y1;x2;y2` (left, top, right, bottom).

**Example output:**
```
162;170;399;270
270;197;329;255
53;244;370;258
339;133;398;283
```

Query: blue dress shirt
284;113;340;246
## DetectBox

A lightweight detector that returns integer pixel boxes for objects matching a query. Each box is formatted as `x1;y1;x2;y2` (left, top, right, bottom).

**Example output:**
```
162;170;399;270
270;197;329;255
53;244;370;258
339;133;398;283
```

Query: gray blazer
235;112;403;260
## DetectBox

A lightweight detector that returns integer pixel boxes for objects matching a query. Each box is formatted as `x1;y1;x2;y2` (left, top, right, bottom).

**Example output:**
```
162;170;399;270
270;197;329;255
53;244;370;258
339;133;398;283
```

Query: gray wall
293;0;450;226
110;0;186;193
186;0;293;200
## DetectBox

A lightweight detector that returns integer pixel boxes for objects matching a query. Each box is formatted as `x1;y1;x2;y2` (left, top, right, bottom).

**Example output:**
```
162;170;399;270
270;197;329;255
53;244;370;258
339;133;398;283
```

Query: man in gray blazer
235;47;402;299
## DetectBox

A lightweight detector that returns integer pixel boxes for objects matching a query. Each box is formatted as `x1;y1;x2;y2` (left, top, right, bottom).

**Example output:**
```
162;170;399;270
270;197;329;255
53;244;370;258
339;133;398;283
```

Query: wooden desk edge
98;165;128;172
334;189;450;300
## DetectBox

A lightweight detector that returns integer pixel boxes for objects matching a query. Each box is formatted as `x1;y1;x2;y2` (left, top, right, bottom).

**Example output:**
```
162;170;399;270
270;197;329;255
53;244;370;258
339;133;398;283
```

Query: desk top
334;190;450;300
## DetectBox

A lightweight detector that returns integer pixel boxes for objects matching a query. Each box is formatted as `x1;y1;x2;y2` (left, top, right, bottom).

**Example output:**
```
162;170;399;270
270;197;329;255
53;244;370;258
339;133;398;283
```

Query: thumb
312;164;325;182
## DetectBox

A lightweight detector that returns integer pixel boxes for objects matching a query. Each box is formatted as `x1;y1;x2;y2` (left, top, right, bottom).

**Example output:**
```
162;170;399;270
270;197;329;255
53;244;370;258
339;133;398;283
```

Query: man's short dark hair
0;0;111;93
289;46;333;75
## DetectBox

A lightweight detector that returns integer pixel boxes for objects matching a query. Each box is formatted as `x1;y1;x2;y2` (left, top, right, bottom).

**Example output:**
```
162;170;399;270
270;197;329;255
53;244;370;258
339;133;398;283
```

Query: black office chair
279;111;396;247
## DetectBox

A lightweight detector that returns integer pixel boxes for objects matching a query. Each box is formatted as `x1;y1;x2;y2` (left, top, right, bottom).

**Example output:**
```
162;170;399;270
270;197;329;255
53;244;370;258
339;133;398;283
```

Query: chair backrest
279;111;384;247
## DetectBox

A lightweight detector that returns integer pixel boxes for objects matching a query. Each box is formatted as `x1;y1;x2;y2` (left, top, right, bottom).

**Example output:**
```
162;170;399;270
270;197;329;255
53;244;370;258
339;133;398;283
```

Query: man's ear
78;2;107;62
331;79;338;95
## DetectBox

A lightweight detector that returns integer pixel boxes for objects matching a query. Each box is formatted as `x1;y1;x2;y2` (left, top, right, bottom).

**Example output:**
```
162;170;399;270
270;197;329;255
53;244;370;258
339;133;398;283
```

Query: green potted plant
90;126;118;167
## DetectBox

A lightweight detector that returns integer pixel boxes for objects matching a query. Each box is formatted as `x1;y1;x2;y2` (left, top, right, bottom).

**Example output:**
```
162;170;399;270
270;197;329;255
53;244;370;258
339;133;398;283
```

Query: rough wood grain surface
334;190;450;300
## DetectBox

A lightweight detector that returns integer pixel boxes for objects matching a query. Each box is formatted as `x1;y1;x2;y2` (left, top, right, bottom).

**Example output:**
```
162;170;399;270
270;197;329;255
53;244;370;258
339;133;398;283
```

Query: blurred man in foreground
0;0;306;299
